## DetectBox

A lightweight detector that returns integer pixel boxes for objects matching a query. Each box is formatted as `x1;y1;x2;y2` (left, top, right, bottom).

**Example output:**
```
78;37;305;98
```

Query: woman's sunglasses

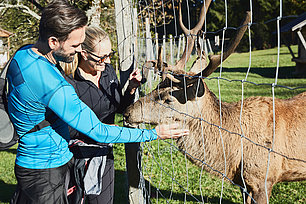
87;49;116;64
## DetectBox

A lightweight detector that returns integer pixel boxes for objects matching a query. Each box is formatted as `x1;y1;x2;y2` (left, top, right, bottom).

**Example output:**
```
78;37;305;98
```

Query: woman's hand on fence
128;69;142;95
155;123;189;140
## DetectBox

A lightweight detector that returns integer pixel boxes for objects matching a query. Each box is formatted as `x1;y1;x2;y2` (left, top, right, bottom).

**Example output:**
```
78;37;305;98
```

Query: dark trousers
11;158;74;204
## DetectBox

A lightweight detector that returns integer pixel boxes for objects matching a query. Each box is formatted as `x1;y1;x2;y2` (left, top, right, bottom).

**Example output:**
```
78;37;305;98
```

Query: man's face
53;26;86;63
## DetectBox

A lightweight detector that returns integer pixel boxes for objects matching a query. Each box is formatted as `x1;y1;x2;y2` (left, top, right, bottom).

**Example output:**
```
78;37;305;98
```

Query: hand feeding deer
124;0;306;203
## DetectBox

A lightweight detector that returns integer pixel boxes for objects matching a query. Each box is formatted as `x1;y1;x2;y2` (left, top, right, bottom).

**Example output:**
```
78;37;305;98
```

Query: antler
197;11;251;77
143;2;250;86
174;0;212;71
153;0;211;82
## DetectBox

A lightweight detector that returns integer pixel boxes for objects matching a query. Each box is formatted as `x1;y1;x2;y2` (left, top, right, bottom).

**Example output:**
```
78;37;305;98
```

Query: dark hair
39;0;88;42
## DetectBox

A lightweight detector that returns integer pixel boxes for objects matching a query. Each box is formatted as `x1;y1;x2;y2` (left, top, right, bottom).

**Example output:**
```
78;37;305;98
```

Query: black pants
11;158;74;204
86;157;114;204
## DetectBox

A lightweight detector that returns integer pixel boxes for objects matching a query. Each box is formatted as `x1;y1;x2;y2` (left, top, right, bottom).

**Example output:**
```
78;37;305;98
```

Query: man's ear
48;37;59;50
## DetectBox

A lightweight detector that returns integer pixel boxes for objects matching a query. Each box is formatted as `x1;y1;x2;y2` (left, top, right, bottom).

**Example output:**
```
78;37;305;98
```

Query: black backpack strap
17;113;59;142
27;113;59;134
2;78;8;112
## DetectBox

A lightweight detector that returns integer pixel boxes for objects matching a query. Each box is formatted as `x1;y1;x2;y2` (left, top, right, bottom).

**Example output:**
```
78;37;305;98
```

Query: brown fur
124;78;306;204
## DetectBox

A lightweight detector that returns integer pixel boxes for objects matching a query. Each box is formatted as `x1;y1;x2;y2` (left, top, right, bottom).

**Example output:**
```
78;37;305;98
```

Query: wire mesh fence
120;0;306;203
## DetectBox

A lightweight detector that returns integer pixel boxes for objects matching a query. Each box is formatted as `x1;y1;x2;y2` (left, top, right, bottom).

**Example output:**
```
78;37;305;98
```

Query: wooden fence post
170;34;173;65
114;1;144;203
177;34;182;62
145;18;155;90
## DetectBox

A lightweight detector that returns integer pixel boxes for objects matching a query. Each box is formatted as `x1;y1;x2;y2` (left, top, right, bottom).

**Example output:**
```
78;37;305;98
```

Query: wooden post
207;38;213;54
154;33;160;82
155;33;159;60
182;34;186;56
170;34;173;65
163;35;166;62
114;1;144;203
177;34;182;62
145;18;154;90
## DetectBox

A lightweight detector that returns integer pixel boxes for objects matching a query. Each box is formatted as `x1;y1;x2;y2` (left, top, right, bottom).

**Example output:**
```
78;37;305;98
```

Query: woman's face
86;39;112;72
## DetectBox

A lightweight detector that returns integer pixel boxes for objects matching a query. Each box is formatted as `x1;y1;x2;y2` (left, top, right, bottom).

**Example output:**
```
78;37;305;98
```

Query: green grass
1;45;305;203
0;146;17;203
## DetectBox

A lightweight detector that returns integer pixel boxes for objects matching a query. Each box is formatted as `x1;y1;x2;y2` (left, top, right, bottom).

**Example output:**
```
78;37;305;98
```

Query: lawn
0;45;305;203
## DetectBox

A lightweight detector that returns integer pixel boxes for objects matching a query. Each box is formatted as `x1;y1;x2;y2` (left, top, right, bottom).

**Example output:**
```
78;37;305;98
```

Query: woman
64;26;144;204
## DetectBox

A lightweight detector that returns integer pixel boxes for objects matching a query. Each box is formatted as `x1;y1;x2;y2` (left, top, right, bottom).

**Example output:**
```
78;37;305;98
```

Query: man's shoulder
11;52;69;97
13;44;32;60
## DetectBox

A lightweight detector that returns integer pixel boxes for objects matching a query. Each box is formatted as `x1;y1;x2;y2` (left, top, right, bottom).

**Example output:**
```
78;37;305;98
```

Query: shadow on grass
114;169;237;203
143;179;237;204
0;169;238;203
114;170;128;203
3;148;17;154
217;66;306;79
0;180;15;203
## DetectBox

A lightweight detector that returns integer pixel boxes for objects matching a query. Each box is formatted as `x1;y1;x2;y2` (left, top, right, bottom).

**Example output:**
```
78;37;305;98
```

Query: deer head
124;1;251;126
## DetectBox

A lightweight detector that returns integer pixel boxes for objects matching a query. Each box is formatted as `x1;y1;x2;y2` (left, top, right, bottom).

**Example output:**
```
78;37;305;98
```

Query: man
7;1;189;203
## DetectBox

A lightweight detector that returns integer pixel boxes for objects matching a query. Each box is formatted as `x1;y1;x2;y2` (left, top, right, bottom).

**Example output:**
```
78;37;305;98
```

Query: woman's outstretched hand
155;123;189;140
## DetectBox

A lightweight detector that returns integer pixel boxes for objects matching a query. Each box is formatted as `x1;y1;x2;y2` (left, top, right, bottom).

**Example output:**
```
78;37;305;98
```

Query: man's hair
39;0;88;42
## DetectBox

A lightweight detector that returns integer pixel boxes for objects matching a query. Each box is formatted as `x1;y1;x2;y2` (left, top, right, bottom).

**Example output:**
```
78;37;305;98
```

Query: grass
1;45;305;203
0;147;17;203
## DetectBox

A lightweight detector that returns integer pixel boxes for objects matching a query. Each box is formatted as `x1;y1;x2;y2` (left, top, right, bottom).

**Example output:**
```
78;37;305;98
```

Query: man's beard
53;47;75;63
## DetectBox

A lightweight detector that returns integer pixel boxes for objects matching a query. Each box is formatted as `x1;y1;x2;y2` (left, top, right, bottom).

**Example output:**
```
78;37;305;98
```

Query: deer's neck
200;87;235;125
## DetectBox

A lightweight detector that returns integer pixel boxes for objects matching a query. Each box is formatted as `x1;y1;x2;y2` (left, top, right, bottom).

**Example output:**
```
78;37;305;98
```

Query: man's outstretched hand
155;123;189;140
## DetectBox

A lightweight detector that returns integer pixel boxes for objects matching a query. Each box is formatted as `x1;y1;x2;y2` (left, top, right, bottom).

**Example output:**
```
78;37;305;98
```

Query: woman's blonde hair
62;26;109;76
82;26;109;53
61;54;78;76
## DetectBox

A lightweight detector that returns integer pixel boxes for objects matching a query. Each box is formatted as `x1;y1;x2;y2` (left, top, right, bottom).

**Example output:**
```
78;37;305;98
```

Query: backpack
0;54;18;150
0;45;57;150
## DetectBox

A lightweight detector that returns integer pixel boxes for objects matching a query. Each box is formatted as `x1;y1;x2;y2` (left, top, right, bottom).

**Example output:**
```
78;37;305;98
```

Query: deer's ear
187;78;205;100
172;79;205;104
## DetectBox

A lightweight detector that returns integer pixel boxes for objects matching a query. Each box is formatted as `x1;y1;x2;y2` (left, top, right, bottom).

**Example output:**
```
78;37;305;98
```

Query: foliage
137;0;306;51
0;0;41;52
0;0;117;55
1;0;305;56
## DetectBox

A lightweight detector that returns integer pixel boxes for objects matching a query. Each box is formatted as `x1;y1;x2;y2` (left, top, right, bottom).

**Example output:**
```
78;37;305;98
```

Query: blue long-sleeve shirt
7;45;157;169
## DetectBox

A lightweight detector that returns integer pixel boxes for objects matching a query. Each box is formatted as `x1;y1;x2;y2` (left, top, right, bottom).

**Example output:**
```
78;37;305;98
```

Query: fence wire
129;0;306;204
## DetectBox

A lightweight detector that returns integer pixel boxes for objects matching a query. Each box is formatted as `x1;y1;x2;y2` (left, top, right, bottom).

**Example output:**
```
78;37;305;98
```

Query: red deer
123;1;306;203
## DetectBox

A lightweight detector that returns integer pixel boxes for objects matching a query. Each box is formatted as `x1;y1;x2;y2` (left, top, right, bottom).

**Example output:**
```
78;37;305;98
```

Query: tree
0;0;117;53
0;0;43;51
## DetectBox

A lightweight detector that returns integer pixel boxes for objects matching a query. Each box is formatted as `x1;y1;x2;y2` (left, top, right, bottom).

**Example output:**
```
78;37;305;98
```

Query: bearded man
7;1;189;203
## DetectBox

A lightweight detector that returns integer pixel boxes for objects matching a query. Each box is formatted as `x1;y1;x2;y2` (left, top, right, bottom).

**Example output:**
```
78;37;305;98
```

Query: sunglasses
87;49;116;64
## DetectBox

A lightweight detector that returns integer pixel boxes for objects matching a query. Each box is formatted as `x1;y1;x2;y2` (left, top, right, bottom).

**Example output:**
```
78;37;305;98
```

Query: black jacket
65;63;135;143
